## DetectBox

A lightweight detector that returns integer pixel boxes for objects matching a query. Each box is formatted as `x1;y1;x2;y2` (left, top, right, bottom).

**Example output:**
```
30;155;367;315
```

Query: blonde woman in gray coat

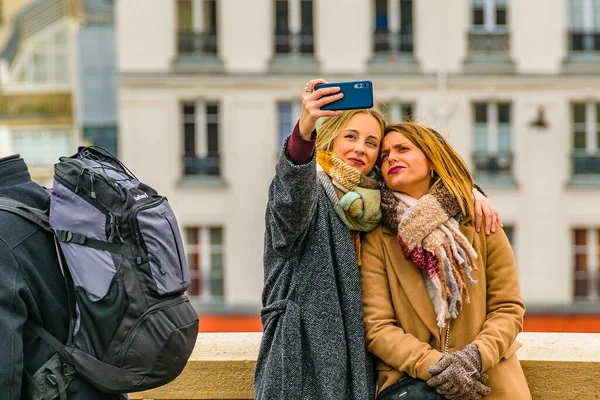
253;79;500;400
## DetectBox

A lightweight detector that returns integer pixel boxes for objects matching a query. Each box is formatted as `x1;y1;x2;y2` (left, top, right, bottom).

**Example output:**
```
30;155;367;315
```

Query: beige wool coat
360;219;531;399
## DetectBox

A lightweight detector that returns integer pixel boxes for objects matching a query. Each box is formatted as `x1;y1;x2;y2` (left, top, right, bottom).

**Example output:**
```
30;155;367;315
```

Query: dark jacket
253;149;375;400
0;155;123;399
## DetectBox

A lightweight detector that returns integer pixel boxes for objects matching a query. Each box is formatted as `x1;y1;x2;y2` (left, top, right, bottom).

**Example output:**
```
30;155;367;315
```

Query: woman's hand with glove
426;344;491;400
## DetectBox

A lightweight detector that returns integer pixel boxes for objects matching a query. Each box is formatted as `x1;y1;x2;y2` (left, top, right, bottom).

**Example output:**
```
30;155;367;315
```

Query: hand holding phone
314;80;374;111
299;79;345;139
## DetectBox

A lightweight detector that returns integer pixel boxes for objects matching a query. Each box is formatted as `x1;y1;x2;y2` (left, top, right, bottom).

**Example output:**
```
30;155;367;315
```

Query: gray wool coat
253;149;376;400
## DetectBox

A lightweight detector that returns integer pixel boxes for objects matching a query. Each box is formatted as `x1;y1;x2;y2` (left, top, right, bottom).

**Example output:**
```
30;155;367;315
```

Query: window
185;226;224;301
177;0;218;54
274;0;314;55
568;0;600;53
12;129;71;166
373;0;413;54
472;102;513;179
467;0;510;59
182;102;220;176
470;0;508;32
83;126;118;157
572;228;600;302
381;102;414;123
571;102;600;175
277;101;301;150
12;27;70;84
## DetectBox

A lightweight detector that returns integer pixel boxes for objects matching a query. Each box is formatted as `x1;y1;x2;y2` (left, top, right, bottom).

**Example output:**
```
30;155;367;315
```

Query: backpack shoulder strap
0;197;52;232
0;197;78;352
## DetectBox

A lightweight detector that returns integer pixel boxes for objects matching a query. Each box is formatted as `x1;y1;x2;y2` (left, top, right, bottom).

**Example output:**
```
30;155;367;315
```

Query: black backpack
0;147;198;398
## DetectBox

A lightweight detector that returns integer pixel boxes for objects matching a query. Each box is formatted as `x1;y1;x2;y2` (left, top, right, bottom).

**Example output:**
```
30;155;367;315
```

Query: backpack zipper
55;173;110;215
55;173;124;244
113;296;188;366
107;213;124;244
63;158;121;194
131;197;168;270
163;213;186;284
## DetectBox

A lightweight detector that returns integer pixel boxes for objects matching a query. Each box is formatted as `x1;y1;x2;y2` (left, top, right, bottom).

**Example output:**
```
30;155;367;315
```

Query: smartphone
314;80;374;111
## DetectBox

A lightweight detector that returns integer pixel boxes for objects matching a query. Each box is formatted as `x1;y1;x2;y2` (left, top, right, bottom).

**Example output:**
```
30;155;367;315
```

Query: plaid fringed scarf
317;152;382;266
380;180;479;330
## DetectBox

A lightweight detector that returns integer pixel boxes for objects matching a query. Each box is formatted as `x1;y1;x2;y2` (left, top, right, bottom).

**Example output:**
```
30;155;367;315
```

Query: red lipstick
388;166;404;175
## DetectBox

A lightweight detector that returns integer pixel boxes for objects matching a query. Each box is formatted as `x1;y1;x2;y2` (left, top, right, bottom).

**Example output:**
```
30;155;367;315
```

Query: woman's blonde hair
383;122;475;220
315;108;386;153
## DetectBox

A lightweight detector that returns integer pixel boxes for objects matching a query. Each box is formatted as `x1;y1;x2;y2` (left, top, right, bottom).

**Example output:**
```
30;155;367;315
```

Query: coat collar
382;221;477;339
0;156;31;189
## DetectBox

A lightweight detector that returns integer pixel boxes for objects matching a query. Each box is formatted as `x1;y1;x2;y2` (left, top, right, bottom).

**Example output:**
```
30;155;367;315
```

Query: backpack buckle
62;362;76;377
54;230;74;242
54;229;86;245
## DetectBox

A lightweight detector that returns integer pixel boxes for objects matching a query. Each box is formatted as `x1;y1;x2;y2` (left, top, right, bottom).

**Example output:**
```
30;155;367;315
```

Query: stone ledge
129;332;600;400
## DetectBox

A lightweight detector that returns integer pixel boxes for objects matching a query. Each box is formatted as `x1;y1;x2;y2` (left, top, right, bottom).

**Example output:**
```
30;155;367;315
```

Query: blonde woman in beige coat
361;122;531;400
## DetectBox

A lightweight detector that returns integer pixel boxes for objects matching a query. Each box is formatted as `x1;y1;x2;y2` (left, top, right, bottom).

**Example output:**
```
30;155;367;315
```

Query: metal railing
472;151;513;174
572;150;600;175
373;30;413;54
183;155;220;176
274;32;314;54
568;30;600;53
0;93;72;122
177;31;218;54
468;31;510;57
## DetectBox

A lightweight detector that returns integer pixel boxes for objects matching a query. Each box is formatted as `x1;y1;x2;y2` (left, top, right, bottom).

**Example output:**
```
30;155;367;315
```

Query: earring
430;170;435;178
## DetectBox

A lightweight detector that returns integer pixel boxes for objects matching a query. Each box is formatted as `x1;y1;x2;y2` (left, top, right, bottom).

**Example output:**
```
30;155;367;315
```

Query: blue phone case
314;80;374;111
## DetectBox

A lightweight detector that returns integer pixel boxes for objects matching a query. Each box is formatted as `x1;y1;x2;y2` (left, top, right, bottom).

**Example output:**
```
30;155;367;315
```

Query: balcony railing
473;151;513;174
274;31;314;54
572;150;600;175
373;30;413;54
468;31;510;57
183;155;220;176
0;93;72;125
177;31;218;54
568;30;600;53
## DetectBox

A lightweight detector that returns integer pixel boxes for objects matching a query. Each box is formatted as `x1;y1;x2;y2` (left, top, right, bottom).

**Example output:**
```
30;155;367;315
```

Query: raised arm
472;226;525;372
266;143;319;250
266;79;344;249
360;228;445;380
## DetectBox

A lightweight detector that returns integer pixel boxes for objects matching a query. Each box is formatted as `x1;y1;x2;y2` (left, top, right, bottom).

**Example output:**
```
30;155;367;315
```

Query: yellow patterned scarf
316;152;382;265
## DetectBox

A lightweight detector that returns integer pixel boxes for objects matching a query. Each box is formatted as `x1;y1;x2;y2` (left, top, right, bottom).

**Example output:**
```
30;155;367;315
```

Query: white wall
220;0;272;73
513;0;566;74
116;0;175;73
316;0;371;73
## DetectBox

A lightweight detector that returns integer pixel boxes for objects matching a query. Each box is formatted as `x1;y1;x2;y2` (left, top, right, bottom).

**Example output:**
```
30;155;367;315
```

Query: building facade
0;0;78;187
124;0;600;329
0;0;117;187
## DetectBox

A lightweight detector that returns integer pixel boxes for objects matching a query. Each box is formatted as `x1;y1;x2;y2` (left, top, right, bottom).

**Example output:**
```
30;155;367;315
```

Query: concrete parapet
128;332;600;400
